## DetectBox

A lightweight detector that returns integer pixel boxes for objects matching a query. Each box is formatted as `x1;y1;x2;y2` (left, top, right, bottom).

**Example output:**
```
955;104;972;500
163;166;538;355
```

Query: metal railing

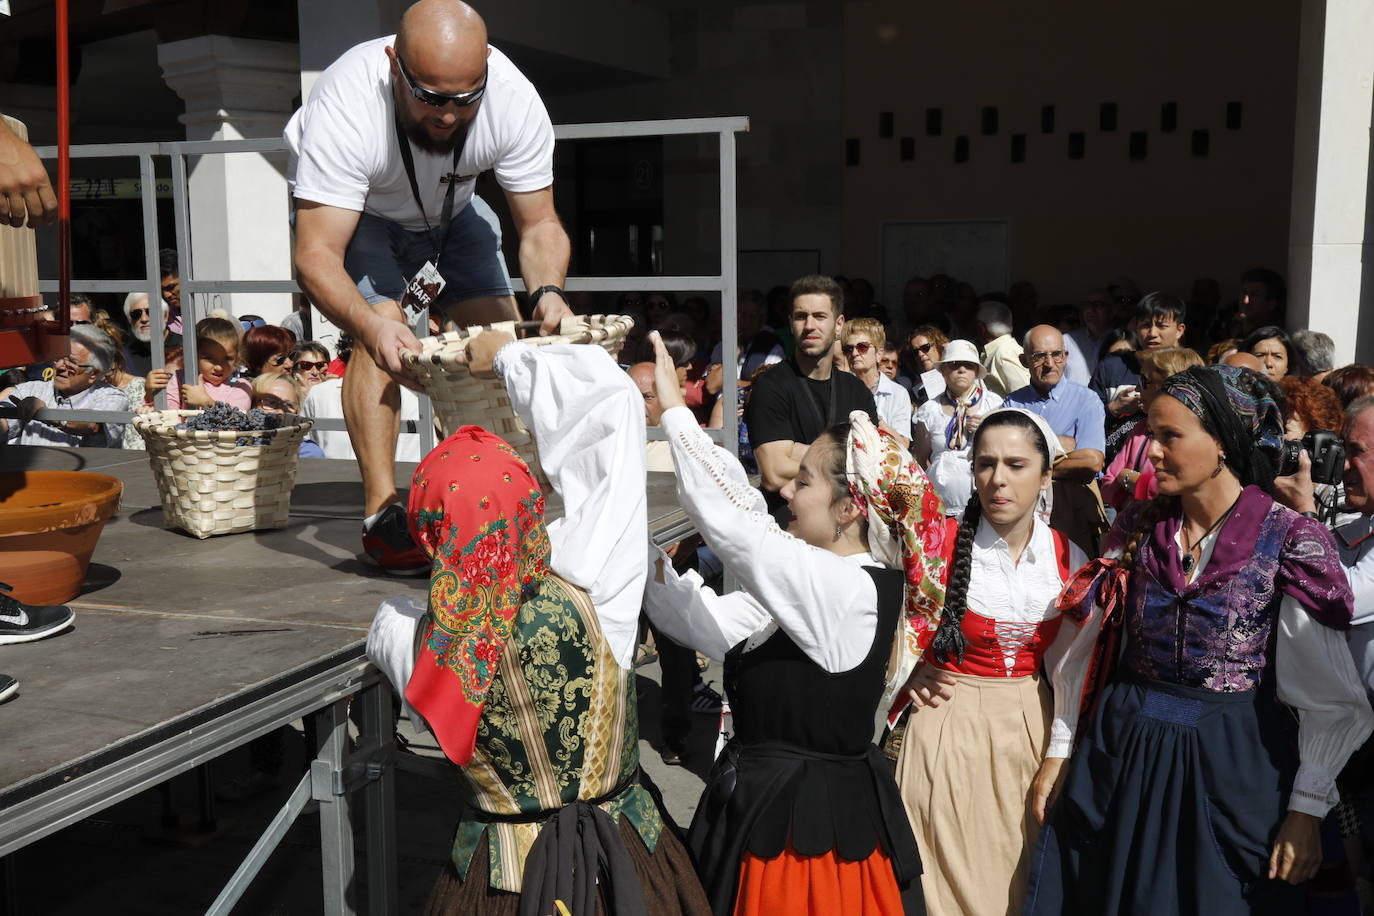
15;116;748;456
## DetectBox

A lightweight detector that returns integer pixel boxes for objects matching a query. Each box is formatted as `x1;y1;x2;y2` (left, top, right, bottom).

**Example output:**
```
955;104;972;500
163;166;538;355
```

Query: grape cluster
176;402;287;446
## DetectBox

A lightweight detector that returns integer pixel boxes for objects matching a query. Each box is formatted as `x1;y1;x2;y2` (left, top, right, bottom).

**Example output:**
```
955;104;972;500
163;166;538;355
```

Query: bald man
286;0;573;574
1222;350;1265;373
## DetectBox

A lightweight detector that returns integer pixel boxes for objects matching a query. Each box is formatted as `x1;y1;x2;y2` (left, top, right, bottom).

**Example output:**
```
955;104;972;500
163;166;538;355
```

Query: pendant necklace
1180;492;1243;576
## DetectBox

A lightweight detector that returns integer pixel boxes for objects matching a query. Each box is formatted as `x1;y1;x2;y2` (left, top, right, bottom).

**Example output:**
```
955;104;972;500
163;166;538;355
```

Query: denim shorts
343;195;513;310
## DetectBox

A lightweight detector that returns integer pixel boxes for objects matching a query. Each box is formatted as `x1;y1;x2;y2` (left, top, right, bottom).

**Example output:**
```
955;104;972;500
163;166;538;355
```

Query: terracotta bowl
0;471;123;606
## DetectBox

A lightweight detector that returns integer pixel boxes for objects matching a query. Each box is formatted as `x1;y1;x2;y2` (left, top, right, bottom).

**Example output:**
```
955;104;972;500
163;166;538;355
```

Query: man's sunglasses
129;308;150;321
293;360;328;373
396;55;487;108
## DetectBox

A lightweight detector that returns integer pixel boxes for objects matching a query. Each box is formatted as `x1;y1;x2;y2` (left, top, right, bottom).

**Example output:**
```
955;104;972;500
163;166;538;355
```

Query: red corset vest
930;609;1064;678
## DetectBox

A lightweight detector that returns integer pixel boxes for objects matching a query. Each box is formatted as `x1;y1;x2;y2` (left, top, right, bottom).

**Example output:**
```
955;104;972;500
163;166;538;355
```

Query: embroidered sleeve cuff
1288;764;1339;817
490;339;529;378
1046;722;1075;759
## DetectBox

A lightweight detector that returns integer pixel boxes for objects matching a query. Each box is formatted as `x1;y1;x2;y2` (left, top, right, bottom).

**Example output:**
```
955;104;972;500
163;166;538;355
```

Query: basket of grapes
401;315;633;486
132;403;313;539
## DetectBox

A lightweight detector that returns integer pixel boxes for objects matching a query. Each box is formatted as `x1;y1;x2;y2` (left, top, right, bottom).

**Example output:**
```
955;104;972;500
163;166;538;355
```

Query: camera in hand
1278;430;1345;486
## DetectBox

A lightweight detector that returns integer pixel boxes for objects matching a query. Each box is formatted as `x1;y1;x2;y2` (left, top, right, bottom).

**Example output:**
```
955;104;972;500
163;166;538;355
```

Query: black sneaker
0;674;17;703
360;504;430;577
0;582;75;645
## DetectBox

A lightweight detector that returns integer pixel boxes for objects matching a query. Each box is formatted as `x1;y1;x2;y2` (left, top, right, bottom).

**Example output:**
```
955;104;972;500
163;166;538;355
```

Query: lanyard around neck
392;112;462;260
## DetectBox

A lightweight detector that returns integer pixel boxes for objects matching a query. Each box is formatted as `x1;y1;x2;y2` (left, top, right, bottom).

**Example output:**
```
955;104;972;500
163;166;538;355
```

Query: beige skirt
894;670;1051;916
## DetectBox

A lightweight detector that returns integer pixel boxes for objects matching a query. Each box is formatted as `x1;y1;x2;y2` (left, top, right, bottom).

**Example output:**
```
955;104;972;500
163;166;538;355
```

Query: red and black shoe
360;504;430;577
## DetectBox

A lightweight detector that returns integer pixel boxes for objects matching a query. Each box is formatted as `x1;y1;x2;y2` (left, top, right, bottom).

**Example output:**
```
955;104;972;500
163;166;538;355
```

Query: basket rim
132;408;312;442
402;313;633;368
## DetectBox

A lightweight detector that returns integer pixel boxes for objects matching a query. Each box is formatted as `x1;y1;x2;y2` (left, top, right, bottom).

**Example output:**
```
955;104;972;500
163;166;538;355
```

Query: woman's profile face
911;335;939;372
973;425;1049;530
1145;394;1225;495
1250;337;1289;382
779;438;843;551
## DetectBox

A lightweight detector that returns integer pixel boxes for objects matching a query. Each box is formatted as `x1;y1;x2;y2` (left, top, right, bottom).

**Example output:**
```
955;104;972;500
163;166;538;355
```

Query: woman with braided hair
642;329;950;914
889;408;1093;915
1024;365;1373;916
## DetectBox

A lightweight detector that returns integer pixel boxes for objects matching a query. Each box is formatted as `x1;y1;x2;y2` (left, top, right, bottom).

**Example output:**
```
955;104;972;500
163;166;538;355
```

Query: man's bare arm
754;439;808;492
1053;448;1104;483
504;186;573;335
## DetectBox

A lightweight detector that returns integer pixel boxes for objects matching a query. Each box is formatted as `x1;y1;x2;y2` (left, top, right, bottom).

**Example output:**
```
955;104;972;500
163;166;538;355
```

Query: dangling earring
1211;453;1226;478
834;522;844;540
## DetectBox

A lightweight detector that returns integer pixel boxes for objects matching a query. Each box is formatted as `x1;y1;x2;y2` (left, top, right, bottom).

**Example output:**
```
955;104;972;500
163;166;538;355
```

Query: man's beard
398;107;470;156
132;325;152;343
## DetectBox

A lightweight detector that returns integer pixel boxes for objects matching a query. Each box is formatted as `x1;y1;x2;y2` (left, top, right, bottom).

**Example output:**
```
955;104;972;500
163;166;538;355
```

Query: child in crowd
147;317;252;410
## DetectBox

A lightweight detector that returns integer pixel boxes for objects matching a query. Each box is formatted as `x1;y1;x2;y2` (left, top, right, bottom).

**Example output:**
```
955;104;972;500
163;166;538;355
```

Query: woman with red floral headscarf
367;328;710;916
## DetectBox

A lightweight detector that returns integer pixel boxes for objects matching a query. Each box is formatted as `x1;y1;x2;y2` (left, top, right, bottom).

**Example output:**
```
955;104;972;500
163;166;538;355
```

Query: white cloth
1062;330;1092;387
367;595;429;734
300;377;423;461
494;341;648;671
286;37;554;229
642;405;883;672
1044;524;1374;818
871;373;913;439
1337;516;1374;696
914;389;1004;514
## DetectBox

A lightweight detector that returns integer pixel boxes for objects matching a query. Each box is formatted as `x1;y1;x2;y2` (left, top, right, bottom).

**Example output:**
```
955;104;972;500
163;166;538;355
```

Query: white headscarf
971;406;1066;522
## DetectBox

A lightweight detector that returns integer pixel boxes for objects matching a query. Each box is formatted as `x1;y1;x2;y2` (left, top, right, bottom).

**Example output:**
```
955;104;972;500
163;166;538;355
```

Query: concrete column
158;36;300;325
1287;0;1374;365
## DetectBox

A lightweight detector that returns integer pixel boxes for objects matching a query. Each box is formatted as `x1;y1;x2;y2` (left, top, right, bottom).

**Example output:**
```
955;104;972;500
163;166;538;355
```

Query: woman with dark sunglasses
289;340;332;389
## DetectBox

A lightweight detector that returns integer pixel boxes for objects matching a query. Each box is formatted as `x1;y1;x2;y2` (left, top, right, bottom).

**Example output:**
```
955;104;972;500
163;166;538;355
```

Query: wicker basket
402;315;634;482
132;409;313;539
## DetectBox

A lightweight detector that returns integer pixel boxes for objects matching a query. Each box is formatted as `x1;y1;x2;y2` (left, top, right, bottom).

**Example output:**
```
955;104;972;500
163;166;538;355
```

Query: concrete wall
841;0;1302;307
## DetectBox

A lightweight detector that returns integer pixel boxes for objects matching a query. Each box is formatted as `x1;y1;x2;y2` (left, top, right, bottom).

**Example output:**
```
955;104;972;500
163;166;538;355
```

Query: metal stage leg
313;699;356;915
203;772;314;916
358;680;398;916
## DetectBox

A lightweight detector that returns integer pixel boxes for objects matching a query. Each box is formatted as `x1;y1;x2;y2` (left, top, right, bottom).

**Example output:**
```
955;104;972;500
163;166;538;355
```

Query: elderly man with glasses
285;0;574;576
1;324;131;448
1002;324;1109;552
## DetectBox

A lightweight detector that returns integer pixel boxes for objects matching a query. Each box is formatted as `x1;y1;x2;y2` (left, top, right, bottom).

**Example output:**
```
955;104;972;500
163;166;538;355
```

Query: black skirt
1023;675;1305;916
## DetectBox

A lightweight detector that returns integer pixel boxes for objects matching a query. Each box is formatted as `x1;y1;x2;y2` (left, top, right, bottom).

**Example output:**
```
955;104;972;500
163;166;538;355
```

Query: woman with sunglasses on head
843;318;913;448
889;408;1092;915
913;340;1004;517
644;331;949;914
289;340;332;389
1024;366;1373;916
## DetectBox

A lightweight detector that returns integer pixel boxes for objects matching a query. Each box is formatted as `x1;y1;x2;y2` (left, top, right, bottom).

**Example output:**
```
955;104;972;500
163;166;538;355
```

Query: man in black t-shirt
746;275;877;521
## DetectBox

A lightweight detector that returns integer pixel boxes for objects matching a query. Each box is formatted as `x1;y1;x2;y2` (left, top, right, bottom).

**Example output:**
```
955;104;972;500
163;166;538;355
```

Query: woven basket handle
400;318;597;368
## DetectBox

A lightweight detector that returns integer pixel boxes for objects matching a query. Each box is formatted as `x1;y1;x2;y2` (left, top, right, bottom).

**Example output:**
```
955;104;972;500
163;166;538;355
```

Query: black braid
930;493;981;665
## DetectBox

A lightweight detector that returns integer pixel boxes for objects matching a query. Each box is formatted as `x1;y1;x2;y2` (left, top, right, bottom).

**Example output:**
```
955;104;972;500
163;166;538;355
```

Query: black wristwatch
1300;511;1320;519
530;285;567;308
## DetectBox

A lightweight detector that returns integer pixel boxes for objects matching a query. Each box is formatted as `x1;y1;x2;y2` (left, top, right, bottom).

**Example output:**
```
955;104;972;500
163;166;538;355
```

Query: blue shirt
1003;379;1106;454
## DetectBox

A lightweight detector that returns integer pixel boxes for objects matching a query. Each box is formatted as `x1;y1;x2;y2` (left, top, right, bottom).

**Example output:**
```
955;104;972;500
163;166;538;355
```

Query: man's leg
343;298;404;517
443;294;519;331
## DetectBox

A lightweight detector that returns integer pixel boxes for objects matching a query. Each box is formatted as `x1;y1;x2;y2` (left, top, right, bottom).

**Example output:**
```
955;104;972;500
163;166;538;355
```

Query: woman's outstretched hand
649;331;686;411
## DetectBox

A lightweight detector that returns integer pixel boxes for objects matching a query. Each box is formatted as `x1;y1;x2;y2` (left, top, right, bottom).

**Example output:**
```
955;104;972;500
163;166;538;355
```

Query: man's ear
1019;353;1030;369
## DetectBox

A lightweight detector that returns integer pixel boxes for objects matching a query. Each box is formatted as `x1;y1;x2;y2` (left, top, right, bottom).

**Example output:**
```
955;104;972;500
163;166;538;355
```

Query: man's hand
1273;448;1317;515
360;313;424;390
705;363;724;396
1269;811;1322;885
650;331;687;411
532;289;573;337
465;328;518;379
12;395;45;425
0;120;58;229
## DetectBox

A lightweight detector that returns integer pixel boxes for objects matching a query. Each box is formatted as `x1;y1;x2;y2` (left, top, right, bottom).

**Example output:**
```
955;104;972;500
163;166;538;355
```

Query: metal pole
203;773;315;916
170;151;197;380
313;699;356;915
719;130;739;460
139;153;167;405
54;0;71;335
359;681;398;916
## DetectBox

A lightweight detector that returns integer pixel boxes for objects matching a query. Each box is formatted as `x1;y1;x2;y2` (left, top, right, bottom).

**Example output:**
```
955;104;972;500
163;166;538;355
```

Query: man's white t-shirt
285;36;554;231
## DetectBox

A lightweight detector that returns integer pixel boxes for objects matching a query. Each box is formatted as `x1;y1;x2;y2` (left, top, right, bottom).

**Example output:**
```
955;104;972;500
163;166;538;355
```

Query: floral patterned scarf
843;411;952;711
404;425;552;766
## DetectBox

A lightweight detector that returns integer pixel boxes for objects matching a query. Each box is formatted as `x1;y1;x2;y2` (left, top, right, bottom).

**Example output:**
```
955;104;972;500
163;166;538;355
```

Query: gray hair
1291;329;1335;374
69;323;119;375
1346;395;1374;425
976;302;1014;337
123;291;148;322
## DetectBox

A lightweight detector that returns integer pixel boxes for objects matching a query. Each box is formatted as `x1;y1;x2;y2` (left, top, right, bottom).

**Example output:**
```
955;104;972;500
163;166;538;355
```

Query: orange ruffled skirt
732;844;906;915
